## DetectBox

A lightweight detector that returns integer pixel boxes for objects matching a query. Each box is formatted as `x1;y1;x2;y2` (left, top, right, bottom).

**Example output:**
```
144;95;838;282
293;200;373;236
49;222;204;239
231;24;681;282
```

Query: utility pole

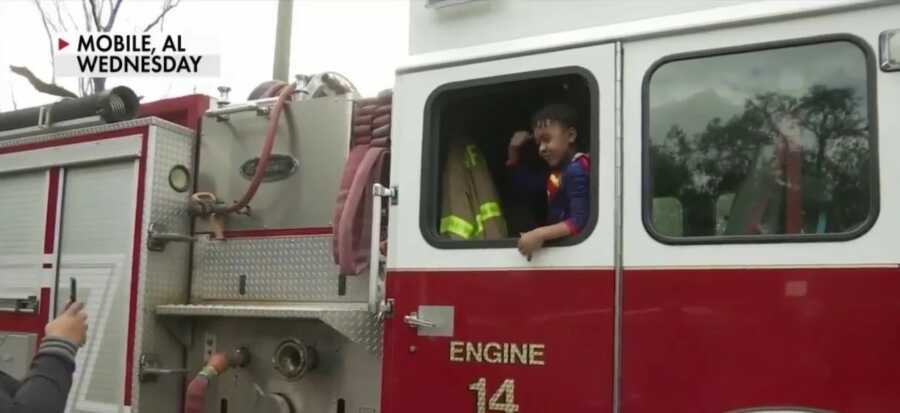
273;0;294;82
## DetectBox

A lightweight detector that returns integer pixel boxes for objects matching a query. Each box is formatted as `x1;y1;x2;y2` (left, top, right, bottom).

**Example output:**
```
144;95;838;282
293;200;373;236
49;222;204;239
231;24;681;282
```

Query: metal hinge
374;184;399;206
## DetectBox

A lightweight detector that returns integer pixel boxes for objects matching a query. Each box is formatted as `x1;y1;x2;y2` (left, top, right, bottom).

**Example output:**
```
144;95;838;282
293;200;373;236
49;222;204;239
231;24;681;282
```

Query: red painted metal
43;167;60;254
123;128;149;406
0;288;51;346
382;269;615;413
221;227;333;239
138;94;209;132
623;267;900;413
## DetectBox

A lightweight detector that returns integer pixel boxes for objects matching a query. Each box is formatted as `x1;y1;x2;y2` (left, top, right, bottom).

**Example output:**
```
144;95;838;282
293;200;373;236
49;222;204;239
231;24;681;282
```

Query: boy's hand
517;230;544;260
509;131;532;148
45;301;88;346
507;131;532;166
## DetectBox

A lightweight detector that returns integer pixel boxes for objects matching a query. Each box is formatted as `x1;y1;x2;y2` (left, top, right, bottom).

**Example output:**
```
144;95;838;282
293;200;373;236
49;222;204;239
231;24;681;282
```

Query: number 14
468;378;520;413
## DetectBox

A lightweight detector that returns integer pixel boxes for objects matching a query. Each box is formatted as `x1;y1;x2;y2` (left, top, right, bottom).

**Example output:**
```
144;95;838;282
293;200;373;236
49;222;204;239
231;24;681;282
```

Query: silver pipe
204;97;280;117
612;41;625;413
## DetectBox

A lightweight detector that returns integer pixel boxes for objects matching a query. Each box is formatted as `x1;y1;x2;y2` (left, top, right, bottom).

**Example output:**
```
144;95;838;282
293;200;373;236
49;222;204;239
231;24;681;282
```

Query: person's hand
517;230;544;260
507;131;532;166
509;130;531;148
207;352;229;374
45;302;88;346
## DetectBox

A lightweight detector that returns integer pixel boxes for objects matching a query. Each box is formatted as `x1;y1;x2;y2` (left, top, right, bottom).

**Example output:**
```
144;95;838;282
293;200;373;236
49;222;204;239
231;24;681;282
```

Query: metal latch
403;305;454;337
403;312;436;328
0;296;39;313
147;223;195;252
139;353;188;382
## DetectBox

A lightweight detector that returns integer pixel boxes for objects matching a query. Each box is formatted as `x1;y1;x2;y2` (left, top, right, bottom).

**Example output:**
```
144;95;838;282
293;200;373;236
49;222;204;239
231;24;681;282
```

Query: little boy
507;103;590;259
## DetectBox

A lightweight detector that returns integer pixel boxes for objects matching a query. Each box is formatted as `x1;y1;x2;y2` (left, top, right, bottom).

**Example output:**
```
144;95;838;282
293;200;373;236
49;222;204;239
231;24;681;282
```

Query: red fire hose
202;81;297;216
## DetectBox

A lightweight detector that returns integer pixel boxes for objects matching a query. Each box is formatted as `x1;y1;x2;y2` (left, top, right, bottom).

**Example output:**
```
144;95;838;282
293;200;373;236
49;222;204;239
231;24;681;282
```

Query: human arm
506;131;546;196
517;162;590;259
0;303;86;413
517;221;573;259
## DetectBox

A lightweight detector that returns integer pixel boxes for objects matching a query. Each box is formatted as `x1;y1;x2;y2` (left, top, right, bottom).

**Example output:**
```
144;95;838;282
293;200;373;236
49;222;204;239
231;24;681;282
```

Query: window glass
647;40;874;239
422;71;596;247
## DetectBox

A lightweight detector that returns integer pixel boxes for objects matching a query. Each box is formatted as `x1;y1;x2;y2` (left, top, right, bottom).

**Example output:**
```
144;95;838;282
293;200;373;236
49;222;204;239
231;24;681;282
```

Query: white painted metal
0;171;48;300
622;3;900;268
0;171;45;256
0;135;142;174
402;0;883;73
389;44;616;270
410;0;751;54
58;161;137;413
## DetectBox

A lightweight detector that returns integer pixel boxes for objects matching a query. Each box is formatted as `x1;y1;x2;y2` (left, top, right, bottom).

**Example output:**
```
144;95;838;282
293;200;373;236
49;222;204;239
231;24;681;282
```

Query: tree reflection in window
647;41;873;238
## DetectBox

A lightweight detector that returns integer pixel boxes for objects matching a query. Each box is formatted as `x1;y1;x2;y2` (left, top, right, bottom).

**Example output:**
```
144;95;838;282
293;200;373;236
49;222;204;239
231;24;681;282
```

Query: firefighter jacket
440;137;508;240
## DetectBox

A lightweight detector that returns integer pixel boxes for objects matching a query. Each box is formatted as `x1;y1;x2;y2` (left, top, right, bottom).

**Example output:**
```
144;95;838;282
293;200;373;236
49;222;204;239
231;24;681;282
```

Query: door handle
0;296;38;313
402;306;454;337
403;312;436;329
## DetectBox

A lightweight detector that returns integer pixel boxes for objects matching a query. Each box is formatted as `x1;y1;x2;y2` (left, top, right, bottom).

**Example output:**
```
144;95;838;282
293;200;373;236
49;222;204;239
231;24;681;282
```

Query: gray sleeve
0;370;21;396
0;336;77;413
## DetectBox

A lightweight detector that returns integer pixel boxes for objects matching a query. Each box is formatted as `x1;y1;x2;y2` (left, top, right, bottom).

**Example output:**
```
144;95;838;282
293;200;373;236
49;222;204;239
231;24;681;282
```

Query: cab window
645;38;877;241
421;69;598;247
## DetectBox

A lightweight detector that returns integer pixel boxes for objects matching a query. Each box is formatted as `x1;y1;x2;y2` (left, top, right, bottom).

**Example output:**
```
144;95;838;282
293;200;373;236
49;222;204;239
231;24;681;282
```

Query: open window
421;68;598;248
644;36;878;242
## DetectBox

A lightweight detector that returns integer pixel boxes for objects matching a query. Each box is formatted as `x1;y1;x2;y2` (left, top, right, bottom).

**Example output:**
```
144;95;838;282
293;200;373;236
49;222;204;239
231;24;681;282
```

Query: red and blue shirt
510;153;591;235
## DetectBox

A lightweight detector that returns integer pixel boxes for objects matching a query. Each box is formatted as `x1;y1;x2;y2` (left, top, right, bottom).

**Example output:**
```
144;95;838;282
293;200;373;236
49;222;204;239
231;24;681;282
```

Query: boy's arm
506;132;545;196
517;164;590;259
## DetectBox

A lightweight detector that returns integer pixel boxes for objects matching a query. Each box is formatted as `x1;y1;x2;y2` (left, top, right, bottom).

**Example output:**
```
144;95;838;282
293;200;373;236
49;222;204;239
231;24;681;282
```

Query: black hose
0;86;139;132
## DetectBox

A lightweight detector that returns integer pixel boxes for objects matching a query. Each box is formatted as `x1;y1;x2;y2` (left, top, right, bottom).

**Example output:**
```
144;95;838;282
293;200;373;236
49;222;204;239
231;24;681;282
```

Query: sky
648;40;869;142
0;0;410;111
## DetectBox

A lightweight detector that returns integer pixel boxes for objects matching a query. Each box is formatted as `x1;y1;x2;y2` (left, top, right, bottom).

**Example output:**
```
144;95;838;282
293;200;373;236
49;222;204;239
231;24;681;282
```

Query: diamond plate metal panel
322;309;384;355
0;118;193;150
192;235;368;302
156;302;383;355
132;124;195;413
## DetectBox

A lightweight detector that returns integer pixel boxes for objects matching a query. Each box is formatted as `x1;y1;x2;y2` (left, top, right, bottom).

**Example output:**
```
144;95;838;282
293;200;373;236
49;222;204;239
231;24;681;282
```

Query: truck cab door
383;43;617;413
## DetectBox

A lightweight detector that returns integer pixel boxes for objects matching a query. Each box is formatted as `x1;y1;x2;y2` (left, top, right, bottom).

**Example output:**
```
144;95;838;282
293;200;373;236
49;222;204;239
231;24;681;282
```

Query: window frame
641;34;880;245
420;66;600;249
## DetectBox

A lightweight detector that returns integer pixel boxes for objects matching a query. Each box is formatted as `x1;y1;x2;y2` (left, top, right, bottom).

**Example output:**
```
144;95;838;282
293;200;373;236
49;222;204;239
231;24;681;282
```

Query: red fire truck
1;1;899;412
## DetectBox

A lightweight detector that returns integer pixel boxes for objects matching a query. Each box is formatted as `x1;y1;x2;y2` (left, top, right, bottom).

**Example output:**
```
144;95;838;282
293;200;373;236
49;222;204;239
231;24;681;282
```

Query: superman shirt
510;153;590;235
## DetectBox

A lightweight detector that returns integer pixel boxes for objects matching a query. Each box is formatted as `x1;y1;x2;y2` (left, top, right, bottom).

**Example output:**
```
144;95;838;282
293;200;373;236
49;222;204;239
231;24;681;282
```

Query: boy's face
533;119;577;168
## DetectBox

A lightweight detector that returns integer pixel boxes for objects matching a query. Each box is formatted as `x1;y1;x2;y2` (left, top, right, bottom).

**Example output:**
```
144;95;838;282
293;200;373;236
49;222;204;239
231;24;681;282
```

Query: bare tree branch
8;80;19;110
53;0;67;31
81;0;93;31
97;0;105;23
63;1;81;31
10;66;78;99
34;1;59;33
33;0;58;84
144;0;181;32
87;0;102;32
104;0;124;31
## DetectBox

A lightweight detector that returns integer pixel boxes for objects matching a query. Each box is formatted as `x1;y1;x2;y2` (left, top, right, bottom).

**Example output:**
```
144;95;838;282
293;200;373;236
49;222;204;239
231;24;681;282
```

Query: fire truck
1;1;899;412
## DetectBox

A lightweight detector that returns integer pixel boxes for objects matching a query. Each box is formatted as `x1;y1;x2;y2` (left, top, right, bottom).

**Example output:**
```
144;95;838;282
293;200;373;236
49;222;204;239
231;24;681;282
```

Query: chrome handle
403;312;436;329
0;296;38;313
369;183;396;315
138;353;188;382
